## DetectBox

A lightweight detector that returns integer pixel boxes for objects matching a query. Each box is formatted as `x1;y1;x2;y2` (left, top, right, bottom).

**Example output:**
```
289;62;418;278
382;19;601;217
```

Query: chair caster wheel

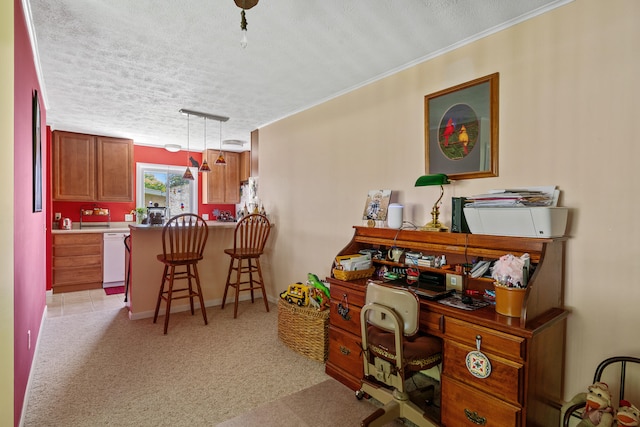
355;390;365;400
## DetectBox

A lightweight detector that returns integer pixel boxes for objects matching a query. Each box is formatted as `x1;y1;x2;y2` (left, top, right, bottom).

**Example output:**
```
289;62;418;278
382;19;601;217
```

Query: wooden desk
326;226;568;426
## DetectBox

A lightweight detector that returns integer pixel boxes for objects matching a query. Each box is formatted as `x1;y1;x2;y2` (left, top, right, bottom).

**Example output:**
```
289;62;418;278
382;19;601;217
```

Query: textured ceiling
27;0;570;152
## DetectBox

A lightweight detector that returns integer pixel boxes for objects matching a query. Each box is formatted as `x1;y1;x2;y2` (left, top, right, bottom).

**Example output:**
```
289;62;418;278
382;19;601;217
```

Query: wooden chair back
232;214;271;254
162;214;209;262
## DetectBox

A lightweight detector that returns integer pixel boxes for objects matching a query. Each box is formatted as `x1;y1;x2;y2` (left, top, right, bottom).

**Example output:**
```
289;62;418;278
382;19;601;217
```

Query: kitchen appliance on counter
103;232;129;288
147;206;167;225
59;218;72;230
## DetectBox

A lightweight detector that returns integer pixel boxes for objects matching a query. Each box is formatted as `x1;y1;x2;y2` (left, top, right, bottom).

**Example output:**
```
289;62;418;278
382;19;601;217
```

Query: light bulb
240;29;248;48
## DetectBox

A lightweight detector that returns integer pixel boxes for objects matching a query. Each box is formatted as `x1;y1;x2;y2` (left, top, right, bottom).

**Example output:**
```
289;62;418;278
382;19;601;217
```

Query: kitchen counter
126;221;273;320
52;220;238;234
52;221;131;233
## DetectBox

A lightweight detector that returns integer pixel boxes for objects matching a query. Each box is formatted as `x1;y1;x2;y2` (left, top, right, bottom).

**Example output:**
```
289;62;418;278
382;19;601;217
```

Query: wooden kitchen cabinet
52;130;133;202
52;233;103;293
326;226;568;426
240;151;251;182
202;150;240;204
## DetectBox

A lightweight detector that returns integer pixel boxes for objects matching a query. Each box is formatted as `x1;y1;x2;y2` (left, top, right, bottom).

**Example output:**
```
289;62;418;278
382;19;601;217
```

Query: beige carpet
23;301;332;426
218;378;405;427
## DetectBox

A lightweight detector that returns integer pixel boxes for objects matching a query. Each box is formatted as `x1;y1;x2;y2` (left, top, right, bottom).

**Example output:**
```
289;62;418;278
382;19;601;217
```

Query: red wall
14;1;48;424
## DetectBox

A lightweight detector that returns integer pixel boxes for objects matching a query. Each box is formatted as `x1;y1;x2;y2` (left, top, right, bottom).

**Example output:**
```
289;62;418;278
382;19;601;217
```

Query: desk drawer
444;340;523;405
329;298;362;337
419;310;444;336
442;375;521;427
444;317;525;362
328;325;363;379
330;282;365;307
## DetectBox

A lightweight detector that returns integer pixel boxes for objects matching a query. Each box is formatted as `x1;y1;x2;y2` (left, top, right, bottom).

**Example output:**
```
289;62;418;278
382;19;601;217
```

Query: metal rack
79;207;111;229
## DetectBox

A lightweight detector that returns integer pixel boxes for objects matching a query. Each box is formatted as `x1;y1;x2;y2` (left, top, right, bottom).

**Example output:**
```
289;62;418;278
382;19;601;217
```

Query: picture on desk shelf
362;190;392;221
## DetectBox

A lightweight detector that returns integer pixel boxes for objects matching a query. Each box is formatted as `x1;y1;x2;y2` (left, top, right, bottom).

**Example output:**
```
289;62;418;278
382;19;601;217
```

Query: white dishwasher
103;232;129;288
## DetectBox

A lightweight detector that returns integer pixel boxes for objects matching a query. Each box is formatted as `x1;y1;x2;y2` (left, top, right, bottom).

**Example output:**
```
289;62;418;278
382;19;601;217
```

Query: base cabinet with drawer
325;226;569;426
52;233;103;294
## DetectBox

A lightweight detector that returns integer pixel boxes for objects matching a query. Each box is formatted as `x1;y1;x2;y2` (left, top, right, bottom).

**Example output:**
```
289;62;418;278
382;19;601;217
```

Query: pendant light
199;117;211;172
183;113;194;180
234;0;259;48
215;118;227;166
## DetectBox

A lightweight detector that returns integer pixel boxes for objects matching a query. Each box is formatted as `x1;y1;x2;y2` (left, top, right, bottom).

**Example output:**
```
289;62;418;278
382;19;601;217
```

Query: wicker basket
277;299;329;362
332;267;375;281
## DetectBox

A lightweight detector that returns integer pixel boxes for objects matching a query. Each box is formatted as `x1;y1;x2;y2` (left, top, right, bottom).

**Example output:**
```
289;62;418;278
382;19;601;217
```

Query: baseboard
19;303;48;427
128;294;276;320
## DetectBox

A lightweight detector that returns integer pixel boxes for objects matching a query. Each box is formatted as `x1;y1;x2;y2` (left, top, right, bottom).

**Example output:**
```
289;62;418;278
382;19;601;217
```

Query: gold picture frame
425;73;499;180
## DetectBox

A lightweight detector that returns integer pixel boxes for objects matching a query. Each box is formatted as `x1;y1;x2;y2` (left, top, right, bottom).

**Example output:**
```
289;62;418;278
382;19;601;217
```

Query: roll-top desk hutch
326;226;568;427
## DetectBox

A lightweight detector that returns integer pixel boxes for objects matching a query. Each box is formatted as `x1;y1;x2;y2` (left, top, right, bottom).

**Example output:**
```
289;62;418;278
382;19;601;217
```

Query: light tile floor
46;289;127;317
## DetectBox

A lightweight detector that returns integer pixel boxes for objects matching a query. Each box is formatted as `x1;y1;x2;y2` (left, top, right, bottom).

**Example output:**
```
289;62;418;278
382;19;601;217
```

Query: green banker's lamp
415;173;450;231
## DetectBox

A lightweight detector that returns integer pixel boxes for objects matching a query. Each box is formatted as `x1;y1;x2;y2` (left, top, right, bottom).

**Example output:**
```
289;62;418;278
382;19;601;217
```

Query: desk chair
561;356;640;427
153;214;209;334
221;213;271;318
358;282;442;427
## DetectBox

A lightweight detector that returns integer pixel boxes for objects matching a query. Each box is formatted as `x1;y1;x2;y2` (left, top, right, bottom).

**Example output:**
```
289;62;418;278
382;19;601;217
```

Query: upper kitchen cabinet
52;131;134;202
202;150;240;204
95;136;134;201
240;151;250;182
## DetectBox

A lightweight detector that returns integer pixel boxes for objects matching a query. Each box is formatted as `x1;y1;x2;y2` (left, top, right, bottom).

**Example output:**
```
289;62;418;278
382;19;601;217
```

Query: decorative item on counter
131;208;146;224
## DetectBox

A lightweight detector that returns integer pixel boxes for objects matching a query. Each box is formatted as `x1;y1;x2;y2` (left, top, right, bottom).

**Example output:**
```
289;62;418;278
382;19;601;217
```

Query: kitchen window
136;163;198;217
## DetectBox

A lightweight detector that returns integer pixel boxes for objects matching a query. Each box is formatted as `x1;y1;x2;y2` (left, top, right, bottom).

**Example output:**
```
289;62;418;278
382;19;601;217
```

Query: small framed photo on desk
362;190;391;226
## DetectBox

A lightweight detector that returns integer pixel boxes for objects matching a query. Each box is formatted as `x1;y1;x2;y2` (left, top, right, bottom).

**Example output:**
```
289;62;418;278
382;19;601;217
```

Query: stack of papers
465;186;559;208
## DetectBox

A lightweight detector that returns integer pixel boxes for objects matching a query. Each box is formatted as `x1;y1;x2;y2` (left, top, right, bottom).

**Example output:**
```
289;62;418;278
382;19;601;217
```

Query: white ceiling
27;0;570;152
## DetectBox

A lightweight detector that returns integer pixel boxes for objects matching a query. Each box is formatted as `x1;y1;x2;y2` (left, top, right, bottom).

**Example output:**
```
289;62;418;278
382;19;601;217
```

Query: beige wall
258;0;640;401
1;0;14;419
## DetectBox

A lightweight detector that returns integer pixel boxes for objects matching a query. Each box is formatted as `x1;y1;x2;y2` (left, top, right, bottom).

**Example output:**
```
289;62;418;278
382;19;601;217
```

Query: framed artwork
425;73;499;180
32;89;42;212
362;190;391;221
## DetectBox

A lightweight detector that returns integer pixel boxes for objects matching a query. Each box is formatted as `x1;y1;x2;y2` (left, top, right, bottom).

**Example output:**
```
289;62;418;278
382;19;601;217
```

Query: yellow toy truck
279;282;310;307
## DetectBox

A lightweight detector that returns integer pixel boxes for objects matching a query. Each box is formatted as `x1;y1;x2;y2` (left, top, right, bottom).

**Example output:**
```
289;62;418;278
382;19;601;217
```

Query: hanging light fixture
215;118;227;166
178;109;229;169
182;113;194;180
234;0;259;48
199;117;211;172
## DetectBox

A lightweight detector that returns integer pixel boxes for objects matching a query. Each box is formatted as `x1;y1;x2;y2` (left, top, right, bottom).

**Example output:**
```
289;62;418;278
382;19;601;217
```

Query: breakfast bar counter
127;221;245;320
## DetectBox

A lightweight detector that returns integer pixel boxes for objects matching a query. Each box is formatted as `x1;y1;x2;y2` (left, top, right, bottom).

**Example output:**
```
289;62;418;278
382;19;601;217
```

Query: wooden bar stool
221;213;271;318
153;213;209;334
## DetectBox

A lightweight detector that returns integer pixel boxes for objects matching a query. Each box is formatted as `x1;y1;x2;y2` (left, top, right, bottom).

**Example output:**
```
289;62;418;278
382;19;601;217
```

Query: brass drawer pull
339;346;351;356
464;408;486;425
